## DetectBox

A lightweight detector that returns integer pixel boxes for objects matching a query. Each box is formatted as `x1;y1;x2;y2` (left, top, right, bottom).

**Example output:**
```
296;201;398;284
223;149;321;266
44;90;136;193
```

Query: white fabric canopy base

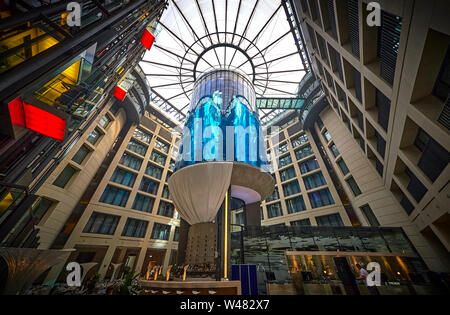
168;162;233;225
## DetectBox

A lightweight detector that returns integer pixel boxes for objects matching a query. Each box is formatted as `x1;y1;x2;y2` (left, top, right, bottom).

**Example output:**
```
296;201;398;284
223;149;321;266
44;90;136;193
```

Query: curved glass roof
140;0;308;125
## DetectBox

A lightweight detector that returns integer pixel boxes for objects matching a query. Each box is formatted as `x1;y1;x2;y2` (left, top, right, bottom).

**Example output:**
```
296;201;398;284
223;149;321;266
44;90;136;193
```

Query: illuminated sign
8;98;25;127
141;28;155;50
8;98;66;141
113;86;127;101
113;72;136;101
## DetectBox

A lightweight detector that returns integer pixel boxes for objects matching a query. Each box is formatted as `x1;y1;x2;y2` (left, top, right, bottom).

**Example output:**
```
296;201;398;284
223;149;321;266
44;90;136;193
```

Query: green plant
118;266;141;295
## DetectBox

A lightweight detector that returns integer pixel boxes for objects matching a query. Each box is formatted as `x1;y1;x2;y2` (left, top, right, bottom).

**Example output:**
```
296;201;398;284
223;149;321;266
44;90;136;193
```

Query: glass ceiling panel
141;0;307;125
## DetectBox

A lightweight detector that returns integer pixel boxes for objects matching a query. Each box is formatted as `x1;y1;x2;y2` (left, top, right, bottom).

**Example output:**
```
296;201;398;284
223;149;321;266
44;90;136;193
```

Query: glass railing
32;57;109;134
0;26;60;74
0;0;137;74
0;185;28;226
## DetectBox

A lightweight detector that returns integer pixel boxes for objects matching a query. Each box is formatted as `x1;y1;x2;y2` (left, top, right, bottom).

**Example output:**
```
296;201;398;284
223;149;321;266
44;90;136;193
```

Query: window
282;180;301;196
260;207;264;220
360;204;379;227
154;139;170;153
303;172;327;190
145;163;163;179
267;202;283;218
329;144;340;157
72;145;90;164
132;194;155;213
151;223;171;240
277;142;289;155
356;107;364;131
280;166;296;181
353;67;362;102
173;226;180;242
99;115;111;129
53;165;77;188
377;11;402;85
299;158;320;174
110;168;136;187
83;212;120;235
347;0;360;58
323;130;332;142
359;137;365;152
317;117;324;130
150;151;167;166
375;158;384;176
433;46;450;102
414;129;449;182
32;198;54;220
133;128;152;144
127;140;148;156
99;185;130;207
87;128;101;145
286;195;306;214
119;153;142;171
291;218;311;226
295;145;314;160
278;154;292;168
375;89;391;131
308;188;334;208
122;218;148;238
400;193;415;215
158;201;174;218
165;171;172;183
162;185;170;199
316;213;344;226
375;131;386;158
291;133;308;148
337;158;349;175
266;187;280;202
139;177;159;195
110;102;120;115
405;168;428;202
169;159;176;171
346;176;362;196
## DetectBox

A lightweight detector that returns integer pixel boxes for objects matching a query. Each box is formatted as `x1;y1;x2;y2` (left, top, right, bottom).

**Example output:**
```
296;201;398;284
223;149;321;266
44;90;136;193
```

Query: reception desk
139;280;242;295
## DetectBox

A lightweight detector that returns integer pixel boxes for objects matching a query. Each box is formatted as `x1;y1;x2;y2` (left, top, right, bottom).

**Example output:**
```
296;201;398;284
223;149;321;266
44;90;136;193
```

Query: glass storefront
230;225;435;295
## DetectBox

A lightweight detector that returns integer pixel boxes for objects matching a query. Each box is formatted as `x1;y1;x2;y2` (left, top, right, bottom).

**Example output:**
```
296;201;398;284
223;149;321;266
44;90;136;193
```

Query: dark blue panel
231;265;240;281
240;265;250;295
249;265;258;295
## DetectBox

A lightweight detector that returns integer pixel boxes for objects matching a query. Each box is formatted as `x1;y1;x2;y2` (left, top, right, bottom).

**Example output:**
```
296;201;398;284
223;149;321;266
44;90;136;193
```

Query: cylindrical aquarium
175;69;268;171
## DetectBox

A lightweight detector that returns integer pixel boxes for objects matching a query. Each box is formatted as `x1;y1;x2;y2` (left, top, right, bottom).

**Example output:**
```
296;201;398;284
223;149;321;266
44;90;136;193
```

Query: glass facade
230;225;425;295
122;218;148;238
299;158;320;174
308;188;334;208
119;153;143;171
286;196;307;214
303;172;327;190
139;178;159;195
295;145;314;160
83;212;120;235
99;185;130;207
110;168;136;187
127;140;148;156
151;223;171;240
132;194;155;213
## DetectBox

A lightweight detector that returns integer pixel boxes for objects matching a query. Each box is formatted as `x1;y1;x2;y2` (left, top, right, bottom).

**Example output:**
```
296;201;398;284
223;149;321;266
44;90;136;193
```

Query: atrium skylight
140;0;308;125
